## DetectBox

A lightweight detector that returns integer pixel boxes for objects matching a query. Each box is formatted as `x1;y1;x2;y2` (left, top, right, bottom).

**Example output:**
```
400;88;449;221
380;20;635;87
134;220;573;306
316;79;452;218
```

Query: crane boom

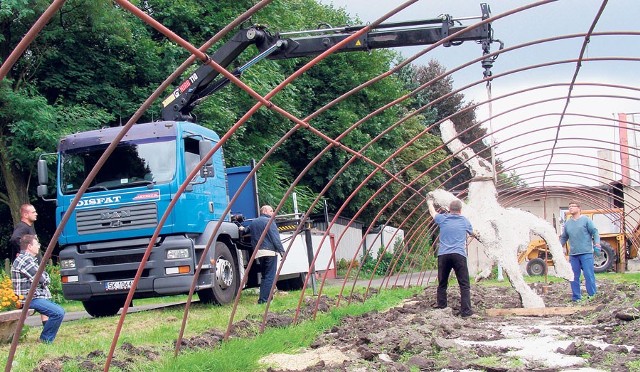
161;3;497;122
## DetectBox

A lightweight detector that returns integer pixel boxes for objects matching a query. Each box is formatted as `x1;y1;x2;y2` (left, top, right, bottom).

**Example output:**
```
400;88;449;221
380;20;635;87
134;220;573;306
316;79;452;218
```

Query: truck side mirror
199;140;213;166
37;184;48;197
37;159;48;185
36;153;57;202
199;140;214;179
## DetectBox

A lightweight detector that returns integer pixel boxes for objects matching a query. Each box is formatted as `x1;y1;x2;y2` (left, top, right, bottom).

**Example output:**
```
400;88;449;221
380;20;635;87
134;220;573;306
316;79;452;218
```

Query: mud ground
261;279;640;372
32;280;640;371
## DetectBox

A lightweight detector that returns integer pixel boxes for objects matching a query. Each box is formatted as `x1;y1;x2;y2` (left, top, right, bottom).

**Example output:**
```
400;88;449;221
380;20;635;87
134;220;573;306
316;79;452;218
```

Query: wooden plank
485;305;598;317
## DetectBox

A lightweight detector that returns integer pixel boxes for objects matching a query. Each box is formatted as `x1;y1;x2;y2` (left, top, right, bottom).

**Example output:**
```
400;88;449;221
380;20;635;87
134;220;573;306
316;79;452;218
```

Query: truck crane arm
161;3;497;122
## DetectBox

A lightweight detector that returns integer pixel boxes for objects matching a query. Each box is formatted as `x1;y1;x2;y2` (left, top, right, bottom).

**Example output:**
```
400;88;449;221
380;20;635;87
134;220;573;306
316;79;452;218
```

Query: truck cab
39;121;243;316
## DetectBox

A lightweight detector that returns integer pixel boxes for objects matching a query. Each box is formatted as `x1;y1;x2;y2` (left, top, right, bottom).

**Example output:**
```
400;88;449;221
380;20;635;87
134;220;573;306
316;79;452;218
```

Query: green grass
7;271;639;371
2;285;420;371
473;355;524;369
597;272;640;283
627;358;640;370
475;271;640;288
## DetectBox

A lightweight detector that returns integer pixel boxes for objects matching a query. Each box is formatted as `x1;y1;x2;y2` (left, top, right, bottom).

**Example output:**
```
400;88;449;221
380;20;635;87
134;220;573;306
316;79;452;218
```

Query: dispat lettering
77;196;122;207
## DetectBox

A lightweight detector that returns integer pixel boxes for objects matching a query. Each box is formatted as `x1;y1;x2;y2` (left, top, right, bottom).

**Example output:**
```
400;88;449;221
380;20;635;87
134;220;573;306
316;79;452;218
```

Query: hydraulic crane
161;3;500;122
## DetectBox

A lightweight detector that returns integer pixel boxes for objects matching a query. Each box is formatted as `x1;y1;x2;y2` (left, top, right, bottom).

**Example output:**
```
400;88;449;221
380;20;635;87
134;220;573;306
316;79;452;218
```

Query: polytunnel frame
224;0;526;336
1;0;638;371
319;71;640;313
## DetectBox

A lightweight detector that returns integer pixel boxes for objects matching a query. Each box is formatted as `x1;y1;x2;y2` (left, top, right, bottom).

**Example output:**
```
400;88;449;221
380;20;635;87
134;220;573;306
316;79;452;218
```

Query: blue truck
36;8;496;317
38;121;261;316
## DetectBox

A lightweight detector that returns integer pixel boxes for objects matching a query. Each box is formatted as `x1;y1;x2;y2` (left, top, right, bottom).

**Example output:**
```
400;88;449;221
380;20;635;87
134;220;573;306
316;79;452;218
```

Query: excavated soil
31;280;640;371
261;279;640;372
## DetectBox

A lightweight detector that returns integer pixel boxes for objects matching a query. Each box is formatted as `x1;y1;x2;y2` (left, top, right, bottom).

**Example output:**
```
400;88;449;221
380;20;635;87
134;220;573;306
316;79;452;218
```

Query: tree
0;0;481;258
0;0;168;256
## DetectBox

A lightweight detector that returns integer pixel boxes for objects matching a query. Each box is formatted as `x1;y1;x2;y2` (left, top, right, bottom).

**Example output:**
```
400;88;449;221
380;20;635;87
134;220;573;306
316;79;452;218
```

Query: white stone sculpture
428;120;573;308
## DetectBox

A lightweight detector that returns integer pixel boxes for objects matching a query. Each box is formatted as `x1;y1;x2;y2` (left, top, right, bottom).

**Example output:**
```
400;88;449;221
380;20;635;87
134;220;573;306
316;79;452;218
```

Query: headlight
166;248;190;259
60;259;76;269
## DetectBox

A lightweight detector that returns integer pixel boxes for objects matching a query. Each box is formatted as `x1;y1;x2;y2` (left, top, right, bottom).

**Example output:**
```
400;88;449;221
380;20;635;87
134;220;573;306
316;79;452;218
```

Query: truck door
180;136;223;229
227;161;259;220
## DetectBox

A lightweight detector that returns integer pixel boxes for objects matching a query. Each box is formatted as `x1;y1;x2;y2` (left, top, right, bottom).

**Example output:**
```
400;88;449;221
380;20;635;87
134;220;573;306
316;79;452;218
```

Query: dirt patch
29;280;639;371
264;279;640;371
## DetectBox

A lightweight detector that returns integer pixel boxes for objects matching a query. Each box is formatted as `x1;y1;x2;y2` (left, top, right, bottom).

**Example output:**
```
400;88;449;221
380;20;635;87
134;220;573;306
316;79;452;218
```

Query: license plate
104;280;133;291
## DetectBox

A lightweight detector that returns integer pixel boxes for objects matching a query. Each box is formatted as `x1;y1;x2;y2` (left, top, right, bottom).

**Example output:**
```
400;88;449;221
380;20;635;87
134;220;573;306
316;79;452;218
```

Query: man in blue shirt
428;198;475;317
246;205;285;304
559;201;600;301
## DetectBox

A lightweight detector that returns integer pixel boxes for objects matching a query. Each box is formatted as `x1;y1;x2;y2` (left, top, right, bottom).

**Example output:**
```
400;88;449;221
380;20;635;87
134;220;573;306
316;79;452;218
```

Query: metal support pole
304;220;318;295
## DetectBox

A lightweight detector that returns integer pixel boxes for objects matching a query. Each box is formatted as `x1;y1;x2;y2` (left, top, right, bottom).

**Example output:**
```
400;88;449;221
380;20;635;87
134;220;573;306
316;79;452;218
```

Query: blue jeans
258;256;277;304
31;298;65;343
569;253;596;301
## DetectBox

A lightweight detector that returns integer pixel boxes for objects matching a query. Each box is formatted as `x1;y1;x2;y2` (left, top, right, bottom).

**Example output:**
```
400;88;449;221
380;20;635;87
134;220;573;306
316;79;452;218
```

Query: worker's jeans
258;256;277;304
570;253;597;301
30;298;65;343
437;253;472;316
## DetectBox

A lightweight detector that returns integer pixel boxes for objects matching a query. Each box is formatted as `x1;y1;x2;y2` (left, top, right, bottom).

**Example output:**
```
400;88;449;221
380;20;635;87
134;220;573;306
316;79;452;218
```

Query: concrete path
24;301;187;327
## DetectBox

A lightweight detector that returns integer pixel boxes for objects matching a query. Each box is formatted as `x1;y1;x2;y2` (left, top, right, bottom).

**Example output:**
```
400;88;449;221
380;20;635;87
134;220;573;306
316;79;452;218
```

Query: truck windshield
60;138;176;194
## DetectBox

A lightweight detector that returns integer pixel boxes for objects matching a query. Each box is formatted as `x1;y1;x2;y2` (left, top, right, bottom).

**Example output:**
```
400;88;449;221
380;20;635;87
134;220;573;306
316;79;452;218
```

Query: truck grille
92;253;146;266
76;203;158;235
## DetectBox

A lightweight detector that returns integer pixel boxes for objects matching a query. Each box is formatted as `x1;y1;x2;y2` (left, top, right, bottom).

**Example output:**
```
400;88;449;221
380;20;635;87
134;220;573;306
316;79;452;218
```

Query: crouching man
11;234;65;343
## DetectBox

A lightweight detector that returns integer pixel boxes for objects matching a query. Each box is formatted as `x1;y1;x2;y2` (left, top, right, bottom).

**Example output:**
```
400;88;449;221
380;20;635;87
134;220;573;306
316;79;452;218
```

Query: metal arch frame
2;0;640;370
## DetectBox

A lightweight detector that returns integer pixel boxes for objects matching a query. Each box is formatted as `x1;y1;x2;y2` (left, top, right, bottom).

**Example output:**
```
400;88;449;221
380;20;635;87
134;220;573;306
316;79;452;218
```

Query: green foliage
0;82;56;170
0;0;490;258
45;263;71;305
336;258;359;278
360;246;394;276
395;241;437;272
499;169;528;188
358;238;436;278
256;161;323;214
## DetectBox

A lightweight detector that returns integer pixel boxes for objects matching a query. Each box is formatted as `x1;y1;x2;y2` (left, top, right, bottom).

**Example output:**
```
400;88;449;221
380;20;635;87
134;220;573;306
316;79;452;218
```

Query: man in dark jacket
10;204;38;261
247;205;285;304
9;203;49;326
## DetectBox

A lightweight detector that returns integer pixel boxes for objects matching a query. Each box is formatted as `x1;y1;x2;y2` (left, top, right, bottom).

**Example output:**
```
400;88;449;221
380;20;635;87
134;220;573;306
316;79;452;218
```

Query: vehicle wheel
526;258;548;276
200;242;239;305
594;241;616;273
83;297;126;317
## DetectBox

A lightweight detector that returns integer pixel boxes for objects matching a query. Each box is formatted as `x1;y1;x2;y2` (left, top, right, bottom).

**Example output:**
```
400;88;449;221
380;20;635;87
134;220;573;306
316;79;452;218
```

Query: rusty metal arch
1;0;639;371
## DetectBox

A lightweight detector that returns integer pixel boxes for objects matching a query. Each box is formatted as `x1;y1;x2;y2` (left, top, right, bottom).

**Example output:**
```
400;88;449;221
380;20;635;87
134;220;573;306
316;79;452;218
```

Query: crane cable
486;77;497;184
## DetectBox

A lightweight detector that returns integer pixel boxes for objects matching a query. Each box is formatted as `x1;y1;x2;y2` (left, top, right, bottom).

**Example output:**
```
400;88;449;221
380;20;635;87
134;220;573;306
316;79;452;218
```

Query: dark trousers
258;256;277;304
437;253;472;316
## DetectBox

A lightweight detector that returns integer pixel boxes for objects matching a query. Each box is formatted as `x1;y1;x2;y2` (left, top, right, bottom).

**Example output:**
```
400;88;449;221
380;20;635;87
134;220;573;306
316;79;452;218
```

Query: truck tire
198;242;239;305
83;297;125;317
594;241;616;273
526;258;548;276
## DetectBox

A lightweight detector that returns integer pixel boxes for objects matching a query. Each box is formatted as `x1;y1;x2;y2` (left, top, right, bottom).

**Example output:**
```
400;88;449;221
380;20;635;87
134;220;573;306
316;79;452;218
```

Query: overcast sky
317;0;640;186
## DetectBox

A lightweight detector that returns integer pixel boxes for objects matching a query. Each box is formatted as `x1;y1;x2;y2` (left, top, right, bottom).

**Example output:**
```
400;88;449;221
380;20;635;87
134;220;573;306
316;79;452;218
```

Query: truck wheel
200;242;239;305
83;297;125;317
526;258;547;276
594;241;616;273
